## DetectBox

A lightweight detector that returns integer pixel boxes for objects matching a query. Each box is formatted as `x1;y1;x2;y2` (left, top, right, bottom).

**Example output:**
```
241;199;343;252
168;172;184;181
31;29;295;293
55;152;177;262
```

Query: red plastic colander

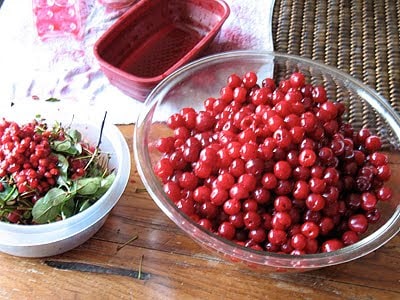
93;0;230;102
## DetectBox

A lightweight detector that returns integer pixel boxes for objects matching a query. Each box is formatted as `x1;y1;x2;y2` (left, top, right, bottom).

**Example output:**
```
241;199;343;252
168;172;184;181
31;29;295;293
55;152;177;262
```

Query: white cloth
0;0;274;124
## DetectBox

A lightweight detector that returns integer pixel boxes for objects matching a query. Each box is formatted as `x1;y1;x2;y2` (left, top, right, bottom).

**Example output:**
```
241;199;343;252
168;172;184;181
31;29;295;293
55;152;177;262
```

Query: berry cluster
0;119;59;194
153;71;393;254
0;118;91;224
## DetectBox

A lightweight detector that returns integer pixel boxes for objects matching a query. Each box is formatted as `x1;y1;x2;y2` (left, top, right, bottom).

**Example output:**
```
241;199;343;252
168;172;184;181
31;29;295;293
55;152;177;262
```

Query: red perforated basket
93;0;230;101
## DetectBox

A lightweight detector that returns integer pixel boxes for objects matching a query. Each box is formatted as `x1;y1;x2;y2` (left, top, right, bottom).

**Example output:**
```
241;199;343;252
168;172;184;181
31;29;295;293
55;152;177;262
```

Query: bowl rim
0;119;131;247
134;50;400;269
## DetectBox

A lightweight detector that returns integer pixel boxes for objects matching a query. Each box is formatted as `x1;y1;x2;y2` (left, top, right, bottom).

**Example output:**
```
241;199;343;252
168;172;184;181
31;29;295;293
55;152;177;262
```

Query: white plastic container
0;118;130;257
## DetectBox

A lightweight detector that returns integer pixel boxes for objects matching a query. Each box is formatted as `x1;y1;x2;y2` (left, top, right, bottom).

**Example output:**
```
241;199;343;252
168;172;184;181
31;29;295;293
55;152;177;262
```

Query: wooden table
0;125;398;299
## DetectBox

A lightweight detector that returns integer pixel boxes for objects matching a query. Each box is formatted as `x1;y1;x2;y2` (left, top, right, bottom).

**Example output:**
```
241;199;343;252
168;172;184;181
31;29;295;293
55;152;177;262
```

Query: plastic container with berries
0;110;130;257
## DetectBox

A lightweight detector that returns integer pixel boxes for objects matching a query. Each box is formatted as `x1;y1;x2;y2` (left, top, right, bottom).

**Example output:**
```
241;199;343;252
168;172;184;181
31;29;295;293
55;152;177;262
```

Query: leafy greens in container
0;117;115;224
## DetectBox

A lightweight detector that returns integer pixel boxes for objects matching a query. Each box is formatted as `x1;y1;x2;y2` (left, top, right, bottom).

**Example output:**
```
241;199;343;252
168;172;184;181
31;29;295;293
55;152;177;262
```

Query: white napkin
0;0;274;125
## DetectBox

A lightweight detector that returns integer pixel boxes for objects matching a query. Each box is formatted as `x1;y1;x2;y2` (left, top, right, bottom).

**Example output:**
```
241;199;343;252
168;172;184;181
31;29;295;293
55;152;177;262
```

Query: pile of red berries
0;118;90;223
153;71;393;254
0;119;59;194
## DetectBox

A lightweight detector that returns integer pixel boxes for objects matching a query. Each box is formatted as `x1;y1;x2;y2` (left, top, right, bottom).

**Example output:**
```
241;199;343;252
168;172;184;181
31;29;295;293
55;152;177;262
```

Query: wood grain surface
0;125;398;300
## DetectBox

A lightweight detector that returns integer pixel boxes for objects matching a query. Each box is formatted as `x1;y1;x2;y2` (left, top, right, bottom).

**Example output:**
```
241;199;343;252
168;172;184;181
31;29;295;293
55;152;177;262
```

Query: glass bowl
0;112;130;258
134;51;400;272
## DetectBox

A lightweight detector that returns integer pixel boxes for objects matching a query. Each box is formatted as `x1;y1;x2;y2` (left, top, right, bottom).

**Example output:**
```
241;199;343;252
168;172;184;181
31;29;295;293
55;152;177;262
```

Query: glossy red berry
271;212;292;230
361;192;377;211
243;71;258;89
298;149;317;167
321;239;344;252
376;186;392;201
348;214;368;234
274;196;292;212
218;221;236;240
163;182;181;203
274;161;292;180
305;193;326;211
290;233;307;250
289;72;305;89
243;211;262;230
312;85;327;103
341;230;360;246
227;74;242;88
268;229;287;245
193;186;211;203
301;221;320;239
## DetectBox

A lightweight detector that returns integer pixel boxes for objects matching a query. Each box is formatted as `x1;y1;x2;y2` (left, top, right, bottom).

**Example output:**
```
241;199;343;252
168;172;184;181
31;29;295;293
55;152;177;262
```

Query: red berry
167;113;185;129
268;229;287;245
243;71;258;89
222;198;241;215
348;214;368;234
305;193;326;212
369;152;388;167
178;172;198;190
210;188;229;206
271;211;292;230
248;228;267;243
227;74;242;88
274;161;292;180
291;233;307;250
218;221;236;240
298;149;317;167
364;135;382;152
376;186;392;201
312;85;327;103
243;211;262;230
193;186;211;203
301;221;320;239
361;192;377;211
289;72;305;89
321;239;344;252
274;196;292;212
163;182;181;203
342;230;360;246
293;180;310;200
229;183;249;200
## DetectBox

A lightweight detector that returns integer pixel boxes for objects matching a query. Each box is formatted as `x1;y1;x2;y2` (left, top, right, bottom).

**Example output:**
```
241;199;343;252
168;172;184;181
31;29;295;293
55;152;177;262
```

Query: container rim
0;119;131;247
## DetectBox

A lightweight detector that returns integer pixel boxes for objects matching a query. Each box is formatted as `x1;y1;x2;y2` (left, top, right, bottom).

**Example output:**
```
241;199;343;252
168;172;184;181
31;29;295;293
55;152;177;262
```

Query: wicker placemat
272;0;400;129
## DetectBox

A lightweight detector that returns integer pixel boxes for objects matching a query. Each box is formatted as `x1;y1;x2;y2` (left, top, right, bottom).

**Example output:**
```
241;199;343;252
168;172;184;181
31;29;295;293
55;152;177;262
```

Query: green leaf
23;210;32;220
78;199;92;213
52;140;80;155
61;197;75;219
32;188;75;223
75;142;82;155
55;154;70;187
52;140;72;152
75;177;102;195
45;97;61;102
101;172;115;190
51;121;62;133
68;129;82;143
0;183;18;204
94;173;116;198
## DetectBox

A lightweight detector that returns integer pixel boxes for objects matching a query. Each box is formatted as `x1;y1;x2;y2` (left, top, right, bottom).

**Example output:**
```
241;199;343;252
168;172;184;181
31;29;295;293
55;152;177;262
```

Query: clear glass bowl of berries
134;50;400;272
